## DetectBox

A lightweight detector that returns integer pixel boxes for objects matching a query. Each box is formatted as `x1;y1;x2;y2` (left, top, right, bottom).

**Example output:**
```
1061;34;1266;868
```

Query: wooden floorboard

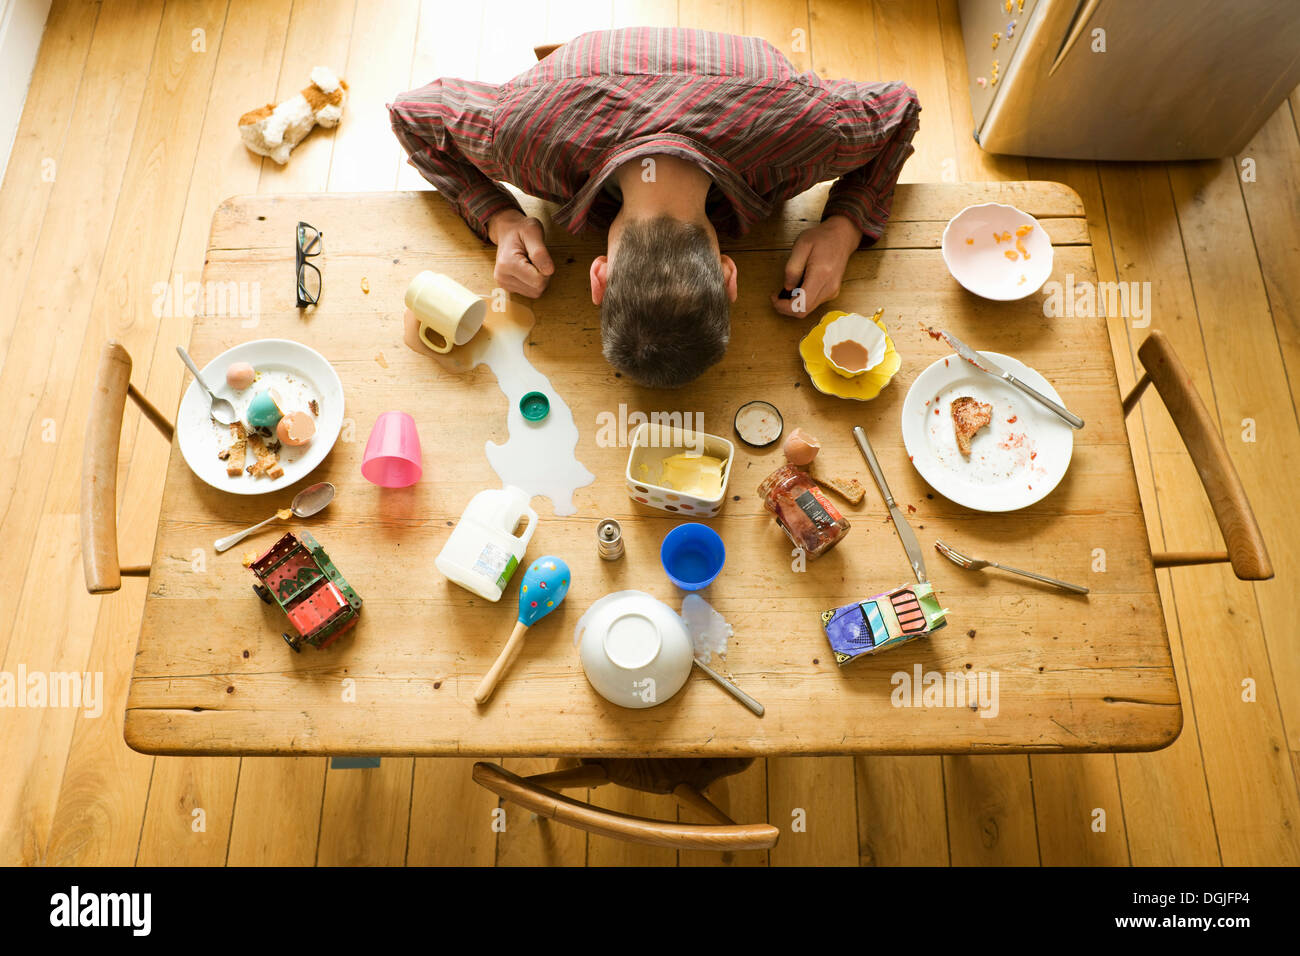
0;0;100;385
1025;156;1222;866
219;0;340;866
0;0;1296;866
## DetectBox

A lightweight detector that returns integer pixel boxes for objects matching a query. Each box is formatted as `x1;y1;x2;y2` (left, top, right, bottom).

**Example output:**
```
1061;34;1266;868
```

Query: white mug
405;271;487;353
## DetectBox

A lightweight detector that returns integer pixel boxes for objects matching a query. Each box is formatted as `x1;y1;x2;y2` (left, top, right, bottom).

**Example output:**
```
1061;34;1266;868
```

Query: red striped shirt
387;27;920;244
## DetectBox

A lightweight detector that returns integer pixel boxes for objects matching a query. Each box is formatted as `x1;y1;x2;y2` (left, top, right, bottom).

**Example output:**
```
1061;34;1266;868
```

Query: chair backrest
1131;330;1272;580
81;341;174;593
472;761;779;851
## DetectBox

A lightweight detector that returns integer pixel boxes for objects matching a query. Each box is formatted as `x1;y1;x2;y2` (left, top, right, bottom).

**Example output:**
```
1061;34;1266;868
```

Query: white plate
177;339;344;495
901;351;1073;512
941;202;1053;301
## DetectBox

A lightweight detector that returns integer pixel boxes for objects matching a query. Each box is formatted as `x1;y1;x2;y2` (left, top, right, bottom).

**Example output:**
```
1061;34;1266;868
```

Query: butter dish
625;421;734;518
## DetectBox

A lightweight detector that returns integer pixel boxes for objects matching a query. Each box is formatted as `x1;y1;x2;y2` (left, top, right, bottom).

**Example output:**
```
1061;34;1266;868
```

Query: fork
934;539;1089;594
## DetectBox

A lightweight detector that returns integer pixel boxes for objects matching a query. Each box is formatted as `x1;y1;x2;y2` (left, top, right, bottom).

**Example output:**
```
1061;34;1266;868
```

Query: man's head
590;215;738;388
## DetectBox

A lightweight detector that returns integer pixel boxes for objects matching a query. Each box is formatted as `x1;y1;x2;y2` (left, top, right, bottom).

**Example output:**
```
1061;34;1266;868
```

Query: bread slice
246;432;281;478
800;465;863;509
951;396;993;456
221;423;247;477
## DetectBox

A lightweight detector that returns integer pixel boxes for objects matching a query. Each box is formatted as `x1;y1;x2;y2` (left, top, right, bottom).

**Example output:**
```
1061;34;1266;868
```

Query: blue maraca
475;556;571;704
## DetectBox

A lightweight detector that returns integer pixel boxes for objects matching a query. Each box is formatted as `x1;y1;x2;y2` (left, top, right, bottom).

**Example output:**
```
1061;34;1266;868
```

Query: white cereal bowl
941;202;1053;301
822;311;888;377
574;591;694;709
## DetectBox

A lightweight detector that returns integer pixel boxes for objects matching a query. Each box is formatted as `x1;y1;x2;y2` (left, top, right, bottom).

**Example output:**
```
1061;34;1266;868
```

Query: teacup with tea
822;310;887;378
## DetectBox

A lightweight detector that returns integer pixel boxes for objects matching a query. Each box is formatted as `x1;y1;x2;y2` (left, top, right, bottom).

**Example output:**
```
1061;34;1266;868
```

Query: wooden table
125;182;1179;757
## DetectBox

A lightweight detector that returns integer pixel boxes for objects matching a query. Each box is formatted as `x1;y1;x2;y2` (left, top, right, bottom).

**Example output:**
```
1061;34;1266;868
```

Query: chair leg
527;764;611;790
1122;371;1152;417
672;783;735;826
128;383;175;440
1152;551;1230;568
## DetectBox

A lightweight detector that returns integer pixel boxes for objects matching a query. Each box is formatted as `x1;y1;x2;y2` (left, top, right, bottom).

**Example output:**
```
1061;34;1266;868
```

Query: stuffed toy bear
238;66;348;164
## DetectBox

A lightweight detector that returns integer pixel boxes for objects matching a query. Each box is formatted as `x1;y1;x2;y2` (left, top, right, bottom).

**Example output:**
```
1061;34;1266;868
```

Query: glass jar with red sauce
757;464;851;559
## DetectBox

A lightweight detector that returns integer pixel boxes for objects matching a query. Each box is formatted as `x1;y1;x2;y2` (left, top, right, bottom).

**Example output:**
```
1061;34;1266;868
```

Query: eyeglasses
296;221;322;307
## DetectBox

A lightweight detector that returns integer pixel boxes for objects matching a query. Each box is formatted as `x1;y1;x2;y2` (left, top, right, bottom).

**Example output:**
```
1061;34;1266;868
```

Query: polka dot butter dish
798;309;901;401
625;421;734;518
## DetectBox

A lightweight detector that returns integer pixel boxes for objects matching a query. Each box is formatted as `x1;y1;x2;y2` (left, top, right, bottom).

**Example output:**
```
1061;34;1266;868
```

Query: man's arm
389;80;553;296
769;214;863;318
820;80;921;242
771;81;920;316
388;79;525;243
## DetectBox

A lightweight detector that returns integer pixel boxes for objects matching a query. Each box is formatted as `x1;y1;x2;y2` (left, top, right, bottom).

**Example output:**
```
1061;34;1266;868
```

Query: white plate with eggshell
177;339;344;495
941;202;1053;300
901;351;1073;512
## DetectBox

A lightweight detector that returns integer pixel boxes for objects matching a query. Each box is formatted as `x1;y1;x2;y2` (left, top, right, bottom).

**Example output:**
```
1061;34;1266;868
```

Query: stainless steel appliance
960;0;1300;159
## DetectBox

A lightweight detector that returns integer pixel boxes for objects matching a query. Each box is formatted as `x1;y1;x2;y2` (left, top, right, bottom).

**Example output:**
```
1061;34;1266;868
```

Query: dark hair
601;217;730;388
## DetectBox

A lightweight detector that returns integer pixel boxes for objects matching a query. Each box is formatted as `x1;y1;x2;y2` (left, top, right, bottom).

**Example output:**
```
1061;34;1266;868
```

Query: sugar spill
681;593;731;664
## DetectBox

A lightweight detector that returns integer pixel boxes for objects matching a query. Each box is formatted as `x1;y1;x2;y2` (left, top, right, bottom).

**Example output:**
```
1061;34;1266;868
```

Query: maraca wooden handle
475;620;529;705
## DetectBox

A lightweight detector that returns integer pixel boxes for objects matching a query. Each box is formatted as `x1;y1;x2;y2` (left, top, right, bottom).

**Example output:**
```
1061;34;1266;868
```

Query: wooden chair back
1124;330;1272;579
81;341;174;593
472;759;780;851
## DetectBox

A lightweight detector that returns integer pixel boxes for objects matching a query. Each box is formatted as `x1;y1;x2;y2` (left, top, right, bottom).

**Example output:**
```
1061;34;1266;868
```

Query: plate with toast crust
901;350;1072;512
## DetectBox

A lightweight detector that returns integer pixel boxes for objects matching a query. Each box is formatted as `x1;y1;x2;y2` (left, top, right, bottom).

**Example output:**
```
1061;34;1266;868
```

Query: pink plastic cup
361;411;422;487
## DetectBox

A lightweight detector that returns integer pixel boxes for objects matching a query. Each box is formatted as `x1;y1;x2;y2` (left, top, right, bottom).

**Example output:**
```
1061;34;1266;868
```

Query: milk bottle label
472;542;518;589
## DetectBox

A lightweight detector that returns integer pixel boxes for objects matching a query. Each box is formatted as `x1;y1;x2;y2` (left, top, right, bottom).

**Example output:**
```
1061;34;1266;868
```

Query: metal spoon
693;657;764;717
215;482;335;553
934;538;1089;594
177;345;238;425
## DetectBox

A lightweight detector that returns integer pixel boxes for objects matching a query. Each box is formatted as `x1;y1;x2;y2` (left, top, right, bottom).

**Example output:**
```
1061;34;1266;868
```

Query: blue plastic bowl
660;523;726;591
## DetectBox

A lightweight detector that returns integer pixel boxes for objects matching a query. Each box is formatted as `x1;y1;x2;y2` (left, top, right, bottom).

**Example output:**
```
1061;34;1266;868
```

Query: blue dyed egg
246;388;286;429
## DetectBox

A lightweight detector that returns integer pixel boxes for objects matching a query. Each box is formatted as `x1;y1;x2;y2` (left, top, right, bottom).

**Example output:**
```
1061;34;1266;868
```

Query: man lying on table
388;27;920;388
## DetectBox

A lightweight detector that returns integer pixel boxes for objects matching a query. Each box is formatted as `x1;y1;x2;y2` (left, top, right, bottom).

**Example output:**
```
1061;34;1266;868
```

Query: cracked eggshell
276;410;317;446
783;427;821;465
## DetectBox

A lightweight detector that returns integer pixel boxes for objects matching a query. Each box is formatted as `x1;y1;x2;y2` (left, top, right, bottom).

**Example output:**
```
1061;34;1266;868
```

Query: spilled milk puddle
404;300;595;515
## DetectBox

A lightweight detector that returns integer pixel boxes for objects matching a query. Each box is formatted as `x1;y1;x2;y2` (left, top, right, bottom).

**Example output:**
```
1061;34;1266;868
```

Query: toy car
250;531;361;651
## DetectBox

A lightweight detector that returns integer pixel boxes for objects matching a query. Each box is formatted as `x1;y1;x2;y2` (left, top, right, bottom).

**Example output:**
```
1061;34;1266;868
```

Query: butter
660;453;725;499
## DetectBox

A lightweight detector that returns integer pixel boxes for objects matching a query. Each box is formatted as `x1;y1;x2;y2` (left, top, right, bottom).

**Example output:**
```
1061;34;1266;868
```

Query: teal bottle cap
520;391;550;422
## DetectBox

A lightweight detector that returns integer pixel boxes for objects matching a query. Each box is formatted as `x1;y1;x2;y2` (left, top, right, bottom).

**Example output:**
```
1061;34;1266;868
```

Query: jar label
794;489;834;528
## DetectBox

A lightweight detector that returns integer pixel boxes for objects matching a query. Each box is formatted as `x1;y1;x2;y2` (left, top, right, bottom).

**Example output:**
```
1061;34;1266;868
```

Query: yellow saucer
798;309;901;401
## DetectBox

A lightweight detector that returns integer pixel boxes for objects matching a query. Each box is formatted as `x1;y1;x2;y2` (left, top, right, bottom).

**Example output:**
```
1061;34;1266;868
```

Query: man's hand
769;215;863;317
488;209;555;298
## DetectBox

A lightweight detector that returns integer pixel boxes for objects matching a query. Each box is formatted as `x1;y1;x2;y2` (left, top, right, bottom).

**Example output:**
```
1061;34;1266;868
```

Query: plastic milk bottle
435;486;538;601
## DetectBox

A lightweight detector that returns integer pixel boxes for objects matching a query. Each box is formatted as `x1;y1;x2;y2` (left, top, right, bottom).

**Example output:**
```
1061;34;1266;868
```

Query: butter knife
853;426;927;583
940;330;1084;429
